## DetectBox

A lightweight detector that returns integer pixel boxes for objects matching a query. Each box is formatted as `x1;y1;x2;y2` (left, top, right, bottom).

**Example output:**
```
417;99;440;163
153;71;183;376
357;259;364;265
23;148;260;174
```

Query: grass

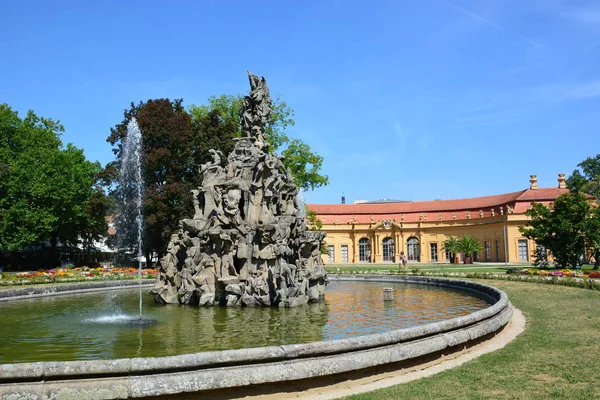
341;279;600;400
325;263;597;274
325;263;529;274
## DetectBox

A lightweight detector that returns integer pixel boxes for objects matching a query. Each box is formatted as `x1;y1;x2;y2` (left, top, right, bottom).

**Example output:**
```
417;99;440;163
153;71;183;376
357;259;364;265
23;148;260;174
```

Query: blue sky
2;0;599;204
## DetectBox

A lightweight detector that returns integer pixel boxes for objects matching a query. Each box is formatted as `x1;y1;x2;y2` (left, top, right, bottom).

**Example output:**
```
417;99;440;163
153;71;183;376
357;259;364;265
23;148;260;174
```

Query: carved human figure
219;233;238;278
240;72;271;148
223;188;242;218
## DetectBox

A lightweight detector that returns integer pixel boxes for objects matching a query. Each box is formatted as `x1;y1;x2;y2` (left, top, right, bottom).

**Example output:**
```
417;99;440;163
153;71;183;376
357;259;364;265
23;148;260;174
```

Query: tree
189;94;329;191
189;108;238;181
281;139;328;191
567;154;600;198
442;236;459;264
520;192;590;269
583;205;600;270
0;104;109;268
107;99;196;264
306;207;323;231
456;235;483;264
189;94;294;151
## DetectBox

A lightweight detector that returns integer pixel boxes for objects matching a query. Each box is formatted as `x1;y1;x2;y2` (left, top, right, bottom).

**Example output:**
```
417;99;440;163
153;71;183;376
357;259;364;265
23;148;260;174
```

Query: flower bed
0;267;157;286
328;268;600;291
505;267;600;279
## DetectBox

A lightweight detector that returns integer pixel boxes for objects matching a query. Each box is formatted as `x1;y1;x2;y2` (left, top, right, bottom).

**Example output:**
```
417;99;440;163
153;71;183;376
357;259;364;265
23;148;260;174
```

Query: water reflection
0;281;489;363
324;281;488;339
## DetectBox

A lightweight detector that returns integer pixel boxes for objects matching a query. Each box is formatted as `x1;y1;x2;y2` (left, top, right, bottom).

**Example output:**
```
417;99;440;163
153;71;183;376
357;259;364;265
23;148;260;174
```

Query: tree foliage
585;205;600;269
189;94;329;191
567;154;600;198
306;207;323;231
456;235;483;258
520;193;591;269
0;104;109;267
281;138;328;191
442;236;459;263
188;94;294;150
107;99;197;263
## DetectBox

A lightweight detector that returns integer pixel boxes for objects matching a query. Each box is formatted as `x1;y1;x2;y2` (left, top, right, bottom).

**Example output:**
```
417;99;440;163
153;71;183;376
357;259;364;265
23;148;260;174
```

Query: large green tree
0;104;109;268
520;192;591;268
584;205;600;269
108;99;199;263
188;94;329;191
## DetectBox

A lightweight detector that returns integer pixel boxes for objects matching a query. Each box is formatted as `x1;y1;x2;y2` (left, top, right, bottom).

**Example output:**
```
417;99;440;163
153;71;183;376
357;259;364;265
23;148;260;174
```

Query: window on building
327;245;335;263
445;250;452;262
485;241;491;261
518;239;528;261
359;238;371;262
407;237;420;261
495;240;501;262
430;243;438;262
382;237;395;262
341;245;348;263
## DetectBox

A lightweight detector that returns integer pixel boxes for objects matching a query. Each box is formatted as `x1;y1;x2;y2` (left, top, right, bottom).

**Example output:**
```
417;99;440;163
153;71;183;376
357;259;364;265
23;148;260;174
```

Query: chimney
558;173;567;189
529;175;538;190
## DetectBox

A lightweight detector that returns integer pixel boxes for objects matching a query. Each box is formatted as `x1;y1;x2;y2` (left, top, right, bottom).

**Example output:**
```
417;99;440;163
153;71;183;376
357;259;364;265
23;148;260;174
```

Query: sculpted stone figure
150;72;328;307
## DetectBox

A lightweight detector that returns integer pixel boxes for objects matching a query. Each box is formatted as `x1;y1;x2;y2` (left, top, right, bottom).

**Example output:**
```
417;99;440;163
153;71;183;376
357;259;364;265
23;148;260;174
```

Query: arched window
382;237;395;262
407;237;420;262
358;238;371;262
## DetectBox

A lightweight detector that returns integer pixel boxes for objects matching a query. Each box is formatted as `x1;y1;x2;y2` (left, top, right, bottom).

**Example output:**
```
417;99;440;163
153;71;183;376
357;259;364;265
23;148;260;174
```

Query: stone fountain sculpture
150;72;327;307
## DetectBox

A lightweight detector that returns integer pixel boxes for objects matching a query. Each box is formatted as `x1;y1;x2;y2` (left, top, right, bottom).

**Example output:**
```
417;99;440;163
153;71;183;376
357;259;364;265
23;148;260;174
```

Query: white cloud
561;81;600;100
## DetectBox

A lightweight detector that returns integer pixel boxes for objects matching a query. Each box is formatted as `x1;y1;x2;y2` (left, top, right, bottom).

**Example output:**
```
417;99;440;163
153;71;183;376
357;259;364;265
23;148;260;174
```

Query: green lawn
325;263;528;274
325;263;597;275
342;279;600;400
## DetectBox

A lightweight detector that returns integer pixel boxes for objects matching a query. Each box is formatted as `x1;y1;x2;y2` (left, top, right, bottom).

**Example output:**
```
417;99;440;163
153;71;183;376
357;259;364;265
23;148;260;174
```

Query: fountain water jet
116;117;156;326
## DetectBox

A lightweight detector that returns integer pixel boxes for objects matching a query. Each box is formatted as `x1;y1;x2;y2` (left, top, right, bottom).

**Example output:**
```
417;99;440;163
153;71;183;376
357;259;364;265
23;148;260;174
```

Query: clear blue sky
2;0;599;204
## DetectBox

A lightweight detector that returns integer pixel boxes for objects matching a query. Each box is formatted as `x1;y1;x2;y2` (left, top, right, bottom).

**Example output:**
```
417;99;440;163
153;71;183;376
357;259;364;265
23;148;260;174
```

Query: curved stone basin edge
0;274;513;399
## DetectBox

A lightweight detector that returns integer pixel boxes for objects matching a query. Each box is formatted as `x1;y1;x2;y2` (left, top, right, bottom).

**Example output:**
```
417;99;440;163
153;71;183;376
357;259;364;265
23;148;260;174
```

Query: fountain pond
0;280;490;364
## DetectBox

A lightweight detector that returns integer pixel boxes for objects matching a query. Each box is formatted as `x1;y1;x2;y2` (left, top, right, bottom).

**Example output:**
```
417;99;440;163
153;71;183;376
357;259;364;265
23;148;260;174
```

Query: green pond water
0;281;490;363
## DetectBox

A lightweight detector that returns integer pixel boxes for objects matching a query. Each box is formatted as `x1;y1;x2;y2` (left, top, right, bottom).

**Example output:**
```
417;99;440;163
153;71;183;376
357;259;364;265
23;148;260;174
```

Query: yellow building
307;174;570;264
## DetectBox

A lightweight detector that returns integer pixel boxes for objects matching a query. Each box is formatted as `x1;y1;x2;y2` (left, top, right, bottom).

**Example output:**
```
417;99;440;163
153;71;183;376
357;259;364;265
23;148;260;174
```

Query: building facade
308;175;571;264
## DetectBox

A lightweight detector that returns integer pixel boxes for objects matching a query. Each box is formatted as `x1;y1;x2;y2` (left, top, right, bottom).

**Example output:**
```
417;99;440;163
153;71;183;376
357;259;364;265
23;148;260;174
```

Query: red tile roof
307;187;580;224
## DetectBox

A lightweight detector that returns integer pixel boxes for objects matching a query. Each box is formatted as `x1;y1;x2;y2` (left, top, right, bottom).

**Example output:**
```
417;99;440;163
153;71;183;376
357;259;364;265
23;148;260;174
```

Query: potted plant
442;236;459;264
457;235;483;264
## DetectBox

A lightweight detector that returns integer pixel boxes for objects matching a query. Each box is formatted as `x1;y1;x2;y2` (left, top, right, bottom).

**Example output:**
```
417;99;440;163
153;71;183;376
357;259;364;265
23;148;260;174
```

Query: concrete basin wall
0;274;513;399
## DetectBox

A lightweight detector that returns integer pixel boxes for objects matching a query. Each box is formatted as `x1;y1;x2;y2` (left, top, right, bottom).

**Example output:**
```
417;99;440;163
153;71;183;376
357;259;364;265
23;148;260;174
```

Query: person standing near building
399;251;407;270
